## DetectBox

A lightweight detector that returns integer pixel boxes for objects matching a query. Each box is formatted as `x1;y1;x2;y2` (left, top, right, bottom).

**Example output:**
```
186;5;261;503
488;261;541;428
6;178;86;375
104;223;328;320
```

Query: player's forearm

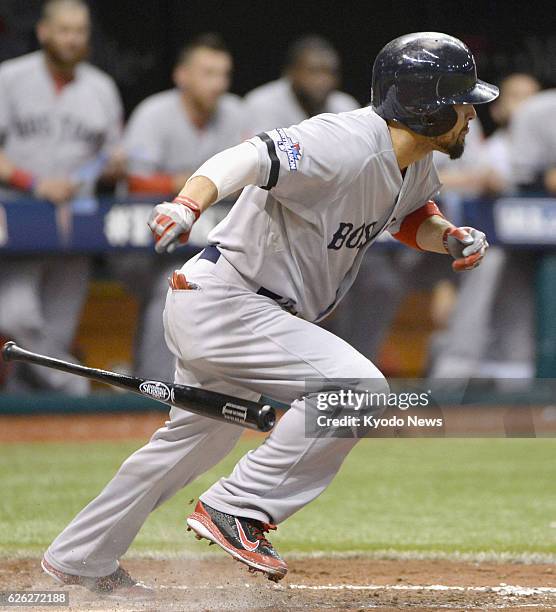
0;151;14;182
392;200;453;253
0;150;34;191
176;141;260;212
415;215;454;254
544;167;556;194
175;175;218;213
394;208;488;272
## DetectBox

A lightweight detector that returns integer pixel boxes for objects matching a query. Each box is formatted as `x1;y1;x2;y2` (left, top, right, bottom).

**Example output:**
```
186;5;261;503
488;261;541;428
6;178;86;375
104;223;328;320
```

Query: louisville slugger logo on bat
1;341;276;432
139;381;171;402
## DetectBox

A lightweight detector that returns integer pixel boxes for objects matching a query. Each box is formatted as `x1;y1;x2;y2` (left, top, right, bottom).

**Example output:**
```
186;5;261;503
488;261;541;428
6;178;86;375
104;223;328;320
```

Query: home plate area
3;557;556;610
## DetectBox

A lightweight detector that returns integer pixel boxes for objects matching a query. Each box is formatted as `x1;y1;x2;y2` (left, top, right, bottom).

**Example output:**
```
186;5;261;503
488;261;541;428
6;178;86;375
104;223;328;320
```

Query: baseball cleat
41;557;154;600
186;500;288;581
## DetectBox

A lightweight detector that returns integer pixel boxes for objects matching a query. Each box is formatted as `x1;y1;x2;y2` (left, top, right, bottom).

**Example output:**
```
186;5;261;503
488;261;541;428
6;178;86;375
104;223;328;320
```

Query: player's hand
443;226;488;272
34;177;77;205
148;195;201;254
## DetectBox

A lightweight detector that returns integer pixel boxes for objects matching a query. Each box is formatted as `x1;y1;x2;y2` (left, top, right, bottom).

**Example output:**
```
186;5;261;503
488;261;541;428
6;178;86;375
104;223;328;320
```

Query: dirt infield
0;412;170;443
1;557;555;610
2;413;555;609
2;405;555;444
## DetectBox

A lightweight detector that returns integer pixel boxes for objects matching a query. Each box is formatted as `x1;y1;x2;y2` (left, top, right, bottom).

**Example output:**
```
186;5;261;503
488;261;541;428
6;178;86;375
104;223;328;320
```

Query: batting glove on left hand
443;226;489;272
148;196;201;254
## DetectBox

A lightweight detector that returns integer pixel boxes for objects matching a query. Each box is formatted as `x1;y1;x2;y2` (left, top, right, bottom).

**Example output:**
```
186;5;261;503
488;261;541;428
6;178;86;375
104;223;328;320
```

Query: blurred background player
428;73;540;380
510;81;556;194
116;33;246;380
480;74;540;191
0;0;123;393
244;35;358;134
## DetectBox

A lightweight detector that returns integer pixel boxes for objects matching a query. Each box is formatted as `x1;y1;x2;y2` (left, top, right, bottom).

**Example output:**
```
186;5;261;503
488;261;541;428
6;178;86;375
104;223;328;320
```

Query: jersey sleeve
247;115;365;218
124;101;165;174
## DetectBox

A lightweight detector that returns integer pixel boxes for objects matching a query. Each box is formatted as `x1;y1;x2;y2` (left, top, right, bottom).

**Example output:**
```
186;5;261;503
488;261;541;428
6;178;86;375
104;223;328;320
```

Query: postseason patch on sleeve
275;128;302;171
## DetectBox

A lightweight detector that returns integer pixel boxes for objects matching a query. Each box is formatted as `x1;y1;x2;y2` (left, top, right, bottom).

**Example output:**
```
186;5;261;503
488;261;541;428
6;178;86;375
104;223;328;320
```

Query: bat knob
258;405;276;432
1;341;17;362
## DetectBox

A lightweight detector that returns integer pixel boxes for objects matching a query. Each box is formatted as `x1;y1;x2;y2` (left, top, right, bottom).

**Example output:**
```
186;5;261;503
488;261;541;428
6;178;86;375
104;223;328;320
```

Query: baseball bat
1;342;275;432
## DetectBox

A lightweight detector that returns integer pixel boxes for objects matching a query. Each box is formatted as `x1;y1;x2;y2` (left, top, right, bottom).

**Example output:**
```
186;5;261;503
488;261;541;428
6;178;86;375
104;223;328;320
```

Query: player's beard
42;38;89;73
437;127;467;160
446;139;465;160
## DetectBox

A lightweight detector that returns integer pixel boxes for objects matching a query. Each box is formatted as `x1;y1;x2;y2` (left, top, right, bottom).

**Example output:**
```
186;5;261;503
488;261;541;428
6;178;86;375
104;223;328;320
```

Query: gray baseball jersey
125;89;247;174
510;89;556;186
0;50;122;193
208;107;441;322
244;77;359;135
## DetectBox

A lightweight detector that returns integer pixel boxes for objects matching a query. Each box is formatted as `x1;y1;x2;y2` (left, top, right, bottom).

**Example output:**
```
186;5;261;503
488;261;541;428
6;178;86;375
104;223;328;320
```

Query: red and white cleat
186;500;288;582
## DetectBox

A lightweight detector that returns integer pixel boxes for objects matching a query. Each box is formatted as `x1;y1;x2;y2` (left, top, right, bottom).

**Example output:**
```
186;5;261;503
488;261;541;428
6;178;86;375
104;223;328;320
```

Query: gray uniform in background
117;89;246;380
0;51;123;393
45;107;441;576
510;89;556;186
244;77;358;134
126;90;247;175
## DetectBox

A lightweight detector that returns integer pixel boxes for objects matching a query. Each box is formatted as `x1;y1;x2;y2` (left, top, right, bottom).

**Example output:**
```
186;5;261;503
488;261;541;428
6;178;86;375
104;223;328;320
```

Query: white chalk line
158;583;556;597
288;584;556;596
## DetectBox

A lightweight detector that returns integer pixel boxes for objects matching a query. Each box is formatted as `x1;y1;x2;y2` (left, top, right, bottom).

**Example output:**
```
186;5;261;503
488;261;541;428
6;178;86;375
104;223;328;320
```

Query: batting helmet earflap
371;32;499;137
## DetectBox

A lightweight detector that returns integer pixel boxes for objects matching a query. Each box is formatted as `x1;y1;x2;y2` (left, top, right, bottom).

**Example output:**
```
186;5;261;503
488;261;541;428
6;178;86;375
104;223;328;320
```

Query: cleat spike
195;534;202;540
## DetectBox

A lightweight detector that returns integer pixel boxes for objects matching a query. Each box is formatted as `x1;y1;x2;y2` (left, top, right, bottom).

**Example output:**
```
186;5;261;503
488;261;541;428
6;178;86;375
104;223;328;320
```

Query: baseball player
42;33;497;596
244;35;359;134
510;85;556;193
114;33;247;381
0;0;123;393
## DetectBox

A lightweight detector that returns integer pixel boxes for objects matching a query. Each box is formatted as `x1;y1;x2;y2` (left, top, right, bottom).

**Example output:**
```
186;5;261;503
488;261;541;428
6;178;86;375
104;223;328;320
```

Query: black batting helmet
371;32;499;137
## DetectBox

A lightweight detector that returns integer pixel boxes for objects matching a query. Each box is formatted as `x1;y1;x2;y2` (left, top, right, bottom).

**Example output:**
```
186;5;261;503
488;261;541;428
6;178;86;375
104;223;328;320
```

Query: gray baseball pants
45;254;387;577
